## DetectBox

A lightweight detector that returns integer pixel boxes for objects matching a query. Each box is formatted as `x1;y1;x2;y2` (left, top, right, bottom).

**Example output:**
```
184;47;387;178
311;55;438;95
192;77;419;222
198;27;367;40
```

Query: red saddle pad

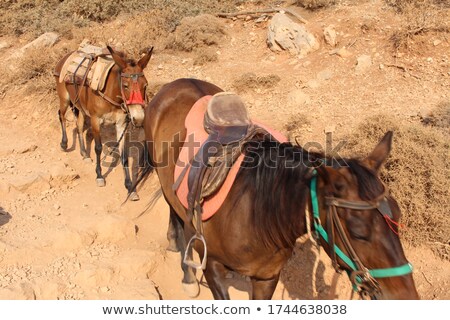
173;95;288;221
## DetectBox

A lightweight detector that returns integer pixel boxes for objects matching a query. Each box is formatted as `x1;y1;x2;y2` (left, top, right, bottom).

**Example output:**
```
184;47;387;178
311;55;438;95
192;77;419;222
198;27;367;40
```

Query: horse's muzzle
128;104;145;127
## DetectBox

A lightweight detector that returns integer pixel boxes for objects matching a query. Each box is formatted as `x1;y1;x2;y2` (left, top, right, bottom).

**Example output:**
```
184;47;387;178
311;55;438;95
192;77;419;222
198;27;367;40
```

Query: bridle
309;170;413;299
98;71;147;127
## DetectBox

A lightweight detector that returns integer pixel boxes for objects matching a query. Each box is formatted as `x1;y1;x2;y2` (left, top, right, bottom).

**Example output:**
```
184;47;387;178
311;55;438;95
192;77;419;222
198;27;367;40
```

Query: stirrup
183;233;207;270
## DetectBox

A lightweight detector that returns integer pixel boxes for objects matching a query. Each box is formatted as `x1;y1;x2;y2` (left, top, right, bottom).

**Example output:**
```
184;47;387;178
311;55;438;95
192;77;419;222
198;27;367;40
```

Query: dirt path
0;1;449;300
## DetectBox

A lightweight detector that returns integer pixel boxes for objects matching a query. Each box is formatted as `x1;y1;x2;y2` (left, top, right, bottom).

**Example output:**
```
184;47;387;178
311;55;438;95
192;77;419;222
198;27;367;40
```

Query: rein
309;170;413;299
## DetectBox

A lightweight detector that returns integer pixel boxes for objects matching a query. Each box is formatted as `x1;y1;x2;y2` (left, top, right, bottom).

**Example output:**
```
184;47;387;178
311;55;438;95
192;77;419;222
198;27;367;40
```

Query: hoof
182;281;200;298
83;157;92;163
96;178;106;187
166;241;180;253
129;191;140;201
60;144;68;151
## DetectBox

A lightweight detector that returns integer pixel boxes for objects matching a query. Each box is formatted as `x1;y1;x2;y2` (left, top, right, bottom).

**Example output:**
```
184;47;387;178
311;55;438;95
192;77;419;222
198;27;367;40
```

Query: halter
309;170;413;299
119;72;147;126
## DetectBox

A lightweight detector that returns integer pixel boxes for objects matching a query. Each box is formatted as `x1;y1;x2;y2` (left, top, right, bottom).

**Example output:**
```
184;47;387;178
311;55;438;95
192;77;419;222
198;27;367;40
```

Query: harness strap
310;172;413;298
97;91;123;108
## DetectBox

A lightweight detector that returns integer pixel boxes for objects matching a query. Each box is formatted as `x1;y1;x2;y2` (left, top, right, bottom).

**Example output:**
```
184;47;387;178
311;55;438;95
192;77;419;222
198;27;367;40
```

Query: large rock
267;13;319;57
20;32;59;53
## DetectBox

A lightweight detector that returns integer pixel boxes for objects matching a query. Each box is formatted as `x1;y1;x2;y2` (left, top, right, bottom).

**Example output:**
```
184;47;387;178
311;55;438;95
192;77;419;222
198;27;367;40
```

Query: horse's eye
346;216;371;241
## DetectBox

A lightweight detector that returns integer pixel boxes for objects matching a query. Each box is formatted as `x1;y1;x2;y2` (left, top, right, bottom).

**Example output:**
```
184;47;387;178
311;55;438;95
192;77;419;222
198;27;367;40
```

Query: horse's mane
237;138;385;249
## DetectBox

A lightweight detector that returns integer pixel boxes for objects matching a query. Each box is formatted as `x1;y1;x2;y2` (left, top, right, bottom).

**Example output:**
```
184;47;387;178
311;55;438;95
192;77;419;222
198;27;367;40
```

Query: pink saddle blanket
173;95;288;221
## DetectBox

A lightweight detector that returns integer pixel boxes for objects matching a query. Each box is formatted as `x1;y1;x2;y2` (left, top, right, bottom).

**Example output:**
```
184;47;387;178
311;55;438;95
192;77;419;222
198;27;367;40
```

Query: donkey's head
107;45;153;127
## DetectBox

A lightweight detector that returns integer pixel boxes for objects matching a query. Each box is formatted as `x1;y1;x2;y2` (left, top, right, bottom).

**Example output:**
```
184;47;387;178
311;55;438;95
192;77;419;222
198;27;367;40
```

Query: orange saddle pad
173;95;288;221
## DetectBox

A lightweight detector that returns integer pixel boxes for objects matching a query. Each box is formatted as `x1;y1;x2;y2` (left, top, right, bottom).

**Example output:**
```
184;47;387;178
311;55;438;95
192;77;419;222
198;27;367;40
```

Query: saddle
58;42;115;92
176;92;277;269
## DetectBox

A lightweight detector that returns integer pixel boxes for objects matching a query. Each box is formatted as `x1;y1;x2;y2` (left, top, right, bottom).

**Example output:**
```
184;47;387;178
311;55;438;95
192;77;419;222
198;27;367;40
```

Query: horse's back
54;51;74;77
146;78;223;142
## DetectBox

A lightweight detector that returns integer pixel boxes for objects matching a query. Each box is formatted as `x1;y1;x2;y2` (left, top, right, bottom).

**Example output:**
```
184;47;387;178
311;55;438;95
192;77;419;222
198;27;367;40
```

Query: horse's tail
125;142;155;202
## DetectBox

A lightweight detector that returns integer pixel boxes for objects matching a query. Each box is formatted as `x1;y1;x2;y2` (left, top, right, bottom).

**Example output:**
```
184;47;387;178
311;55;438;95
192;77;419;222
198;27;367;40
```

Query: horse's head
107;45;153;127
313;131;419;299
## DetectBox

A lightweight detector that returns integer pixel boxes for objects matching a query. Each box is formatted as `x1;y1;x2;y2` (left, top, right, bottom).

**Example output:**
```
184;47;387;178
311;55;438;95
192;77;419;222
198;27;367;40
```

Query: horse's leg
250;275;280;300
76;111;89;160
116;117;137;200
91;116;105;187
57;94;71;151
167;209;180;252
171;210;199;298
203;258;230;299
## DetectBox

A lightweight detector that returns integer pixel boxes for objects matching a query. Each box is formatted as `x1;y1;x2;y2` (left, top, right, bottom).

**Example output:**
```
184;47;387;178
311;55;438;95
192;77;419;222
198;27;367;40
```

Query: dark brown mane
238;139;315;248
237;139;385;248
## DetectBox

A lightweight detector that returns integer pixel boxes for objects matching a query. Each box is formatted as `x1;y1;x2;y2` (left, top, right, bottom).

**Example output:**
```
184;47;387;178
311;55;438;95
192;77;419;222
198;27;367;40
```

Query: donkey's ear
107;45;127;70
138;46;153;69
363;131;393;173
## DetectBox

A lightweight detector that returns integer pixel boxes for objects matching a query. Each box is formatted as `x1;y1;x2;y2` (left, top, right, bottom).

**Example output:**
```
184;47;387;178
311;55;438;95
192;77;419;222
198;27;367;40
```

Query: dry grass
342;114;449;257
193;48;219;65
387;0;450;49
421;101;450;130
0;0;241;38
0;47;63;94
295;0;336;9
165;14;227;52
232;72;281;93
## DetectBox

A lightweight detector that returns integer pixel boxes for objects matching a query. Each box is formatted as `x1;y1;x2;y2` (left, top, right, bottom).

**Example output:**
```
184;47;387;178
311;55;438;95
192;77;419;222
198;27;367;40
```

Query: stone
0;41;11;50
13;32;59;59
287;89;310;106
317;69;333;81
324;25;337;47
355;55;372;75
267;13;319;57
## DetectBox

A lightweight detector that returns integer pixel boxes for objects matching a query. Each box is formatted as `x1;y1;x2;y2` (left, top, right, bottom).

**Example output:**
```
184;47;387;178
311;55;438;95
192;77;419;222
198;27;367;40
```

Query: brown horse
54;46;153;200
140;78;419;299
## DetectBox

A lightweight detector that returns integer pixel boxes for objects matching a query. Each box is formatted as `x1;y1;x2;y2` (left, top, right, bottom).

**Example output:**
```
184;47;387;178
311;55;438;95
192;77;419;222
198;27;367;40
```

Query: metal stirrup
183;233;208;270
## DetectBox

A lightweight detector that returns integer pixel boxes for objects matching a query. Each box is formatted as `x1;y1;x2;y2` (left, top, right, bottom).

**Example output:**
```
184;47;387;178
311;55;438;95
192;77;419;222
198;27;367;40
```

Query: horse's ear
363;131;393;173
107;45;127;70
138;46;153;69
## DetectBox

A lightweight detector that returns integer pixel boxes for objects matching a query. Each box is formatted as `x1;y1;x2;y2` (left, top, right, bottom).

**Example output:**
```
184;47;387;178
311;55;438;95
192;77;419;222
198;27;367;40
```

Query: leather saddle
181;92;269;269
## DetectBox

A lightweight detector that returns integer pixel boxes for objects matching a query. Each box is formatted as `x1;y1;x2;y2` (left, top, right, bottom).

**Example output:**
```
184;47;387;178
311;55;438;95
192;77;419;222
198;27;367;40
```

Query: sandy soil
0;1;449;300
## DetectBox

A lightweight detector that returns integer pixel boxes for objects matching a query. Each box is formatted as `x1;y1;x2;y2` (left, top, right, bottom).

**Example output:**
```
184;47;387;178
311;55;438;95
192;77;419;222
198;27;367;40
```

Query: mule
54;46;153;200
140;78;419;299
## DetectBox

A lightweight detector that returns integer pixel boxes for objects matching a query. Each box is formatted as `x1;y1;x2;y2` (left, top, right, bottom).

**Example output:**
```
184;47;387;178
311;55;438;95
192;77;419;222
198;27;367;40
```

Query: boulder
267;13;319;57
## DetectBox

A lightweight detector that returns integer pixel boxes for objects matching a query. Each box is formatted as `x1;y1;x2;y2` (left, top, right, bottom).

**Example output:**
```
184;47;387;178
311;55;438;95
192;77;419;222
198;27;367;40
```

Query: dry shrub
165;15;227;52
295;0;336;9
232;72;281;93
193;48;219;65
342;114;450;255
0;0;241;38
388;0;450;49
421;101;450;130
1;47;62;94
284;113;311;141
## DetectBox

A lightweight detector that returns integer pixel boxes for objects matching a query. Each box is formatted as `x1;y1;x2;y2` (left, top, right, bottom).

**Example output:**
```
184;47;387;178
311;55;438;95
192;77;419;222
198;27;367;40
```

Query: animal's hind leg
76;110;89;159
203;258;230;299
250;275;280;300
170;208;199;297
167;209;180;252
58;97;70;151
91;116;105;187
